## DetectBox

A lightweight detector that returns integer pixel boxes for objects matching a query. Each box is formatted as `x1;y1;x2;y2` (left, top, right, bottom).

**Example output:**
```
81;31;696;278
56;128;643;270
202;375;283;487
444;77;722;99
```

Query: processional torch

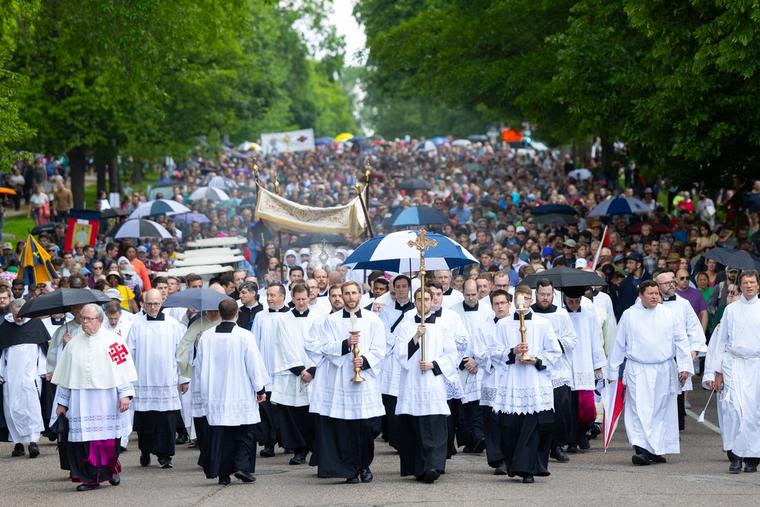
407;228;438;361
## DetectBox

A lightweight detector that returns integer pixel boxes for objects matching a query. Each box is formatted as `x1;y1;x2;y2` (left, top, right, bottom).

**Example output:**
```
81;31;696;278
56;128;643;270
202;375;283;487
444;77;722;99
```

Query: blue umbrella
129;199;190;218
315;136;334;146
392;206;449;227
588;196;650;217
163;288;232;311
343;230;478;272
532;204;577;216
430;136;449;146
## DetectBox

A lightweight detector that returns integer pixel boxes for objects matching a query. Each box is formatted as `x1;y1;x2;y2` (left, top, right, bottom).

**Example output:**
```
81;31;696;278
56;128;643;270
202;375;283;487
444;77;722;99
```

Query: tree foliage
358;0;760;187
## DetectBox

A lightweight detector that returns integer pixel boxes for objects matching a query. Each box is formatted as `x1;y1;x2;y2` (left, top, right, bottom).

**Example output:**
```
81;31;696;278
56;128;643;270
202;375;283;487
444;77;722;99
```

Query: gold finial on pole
274;178;279;195
407;228;438;361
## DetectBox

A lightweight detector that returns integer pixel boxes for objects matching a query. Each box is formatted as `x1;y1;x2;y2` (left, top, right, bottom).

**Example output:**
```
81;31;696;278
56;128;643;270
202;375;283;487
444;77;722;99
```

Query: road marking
685;408;721;434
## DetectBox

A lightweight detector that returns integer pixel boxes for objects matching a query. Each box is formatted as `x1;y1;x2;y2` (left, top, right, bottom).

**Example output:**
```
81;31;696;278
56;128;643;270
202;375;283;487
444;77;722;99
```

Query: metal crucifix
407;228;438;360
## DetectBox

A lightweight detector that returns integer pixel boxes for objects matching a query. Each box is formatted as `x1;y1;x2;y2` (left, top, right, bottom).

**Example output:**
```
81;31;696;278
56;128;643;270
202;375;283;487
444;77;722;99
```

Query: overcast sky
330;0;366;65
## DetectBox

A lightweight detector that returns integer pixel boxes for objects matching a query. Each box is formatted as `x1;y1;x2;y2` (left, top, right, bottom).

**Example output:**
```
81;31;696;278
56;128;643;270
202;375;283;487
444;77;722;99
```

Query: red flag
602;378;625;451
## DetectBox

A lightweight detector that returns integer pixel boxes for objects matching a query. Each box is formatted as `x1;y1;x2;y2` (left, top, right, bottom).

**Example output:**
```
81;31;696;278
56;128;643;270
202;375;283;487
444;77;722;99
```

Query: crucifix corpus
407;228;438;361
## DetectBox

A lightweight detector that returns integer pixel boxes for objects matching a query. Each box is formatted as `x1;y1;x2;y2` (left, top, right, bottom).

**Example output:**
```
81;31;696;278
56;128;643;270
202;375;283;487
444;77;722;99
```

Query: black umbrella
398;178;432;191
703;247;760;271
533;213;579;225
0;318;51;350
163;288;232;311
99;207;129;219
291;233;350;248
31;223;57;235
532;204;578;216
18;288;112;319
521;267;606;288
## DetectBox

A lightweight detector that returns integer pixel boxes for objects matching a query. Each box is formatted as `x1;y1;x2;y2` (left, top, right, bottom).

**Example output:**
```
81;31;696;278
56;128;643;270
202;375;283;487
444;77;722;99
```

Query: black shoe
422;469;440;483
744;464;758;473
28;443;40;459
579;435;590;450
566;444;579;454
522;475;535;484
158;457;173;469
494;462;508;476
140;452;150;467
43;431;58;442
289;453;307;465
234;470;256;483
462;445;476;453
360;468;373;483
649;454;667;464
175;434;189;445
218;476;231;486
729;460;743;474
259;446;275;458
11;443;24;457
632;454;651;466
345;474;360;484
550;446;569;463
473;438;486;454
109;474;121;486
76;484;101;492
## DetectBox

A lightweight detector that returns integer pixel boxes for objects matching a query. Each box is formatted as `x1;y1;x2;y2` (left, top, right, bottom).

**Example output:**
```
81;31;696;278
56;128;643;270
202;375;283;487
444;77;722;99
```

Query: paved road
1;387;756;507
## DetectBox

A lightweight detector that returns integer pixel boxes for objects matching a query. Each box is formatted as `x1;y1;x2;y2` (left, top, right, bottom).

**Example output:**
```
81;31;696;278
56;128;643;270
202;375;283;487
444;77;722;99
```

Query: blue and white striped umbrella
129;199;190;218
391;205;449;227
343;230;478;272
588;196;650;217
189;186;230;202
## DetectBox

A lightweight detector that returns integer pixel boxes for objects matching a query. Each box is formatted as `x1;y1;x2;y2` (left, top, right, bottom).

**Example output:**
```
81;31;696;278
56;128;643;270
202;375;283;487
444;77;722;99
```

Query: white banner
255;185;366;237
260;128;315;155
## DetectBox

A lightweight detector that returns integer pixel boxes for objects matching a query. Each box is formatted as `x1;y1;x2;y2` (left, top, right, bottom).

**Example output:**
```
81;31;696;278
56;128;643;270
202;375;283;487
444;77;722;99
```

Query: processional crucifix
407;228;437;361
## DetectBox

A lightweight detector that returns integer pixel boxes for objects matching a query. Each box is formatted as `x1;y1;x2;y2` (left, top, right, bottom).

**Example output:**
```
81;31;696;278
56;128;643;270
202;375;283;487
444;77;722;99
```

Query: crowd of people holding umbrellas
0;136;759;489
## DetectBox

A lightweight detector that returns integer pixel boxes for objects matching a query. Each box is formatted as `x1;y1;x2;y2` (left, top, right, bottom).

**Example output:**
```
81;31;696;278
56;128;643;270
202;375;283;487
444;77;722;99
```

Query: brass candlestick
350;315;365;383
515;294;533;362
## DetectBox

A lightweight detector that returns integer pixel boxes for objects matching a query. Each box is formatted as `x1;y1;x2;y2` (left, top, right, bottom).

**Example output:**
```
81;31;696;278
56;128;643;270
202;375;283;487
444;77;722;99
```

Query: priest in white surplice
394;288;458;483
195;299;269;485
250;282;290;457
472;289;512;474
451;279;490;454
270;283;318;465
490;285;561;484
654;270;707;431
437;270;464;308
703;272;760;474
377;275;414;450
127;289;188;469
52;304;137;491
607;280;692;466
531;279;577;463
0;300;47;458
562;288;607;452
308;281;385;483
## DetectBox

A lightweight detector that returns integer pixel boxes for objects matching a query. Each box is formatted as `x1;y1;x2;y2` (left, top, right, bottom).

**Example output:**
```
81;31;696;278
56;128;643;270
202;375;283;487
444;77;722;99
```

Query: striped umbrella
391;205;449;227
342;230;478;272
114;219;172;239
189;186;230;202
129;199;190;218
207;176;238;190
17;234;58;285
588;196;650;217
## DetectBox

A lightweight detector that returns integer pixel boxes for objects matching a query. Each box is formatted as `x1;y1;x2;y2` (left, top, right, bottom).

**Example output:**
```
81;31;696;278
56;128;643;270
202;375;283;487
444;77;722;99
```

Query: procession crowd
1;140;760;491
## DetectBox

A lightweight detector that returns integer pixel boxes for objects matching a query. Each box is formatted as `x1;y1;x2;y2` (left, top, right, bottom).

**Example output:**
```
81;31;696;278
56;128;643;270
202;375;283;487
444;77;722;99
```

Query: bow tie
51;317;66;325
269;306;288;313
292;309;310;318
493;316;501;323
414;314;437;324
343;309;362;319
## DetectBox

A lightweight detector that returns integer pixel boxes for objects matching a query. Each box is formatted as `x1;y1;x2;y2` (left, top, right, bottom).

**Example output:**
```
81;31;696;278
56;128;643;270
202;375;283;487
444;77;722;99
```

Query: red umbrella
602;378;625;451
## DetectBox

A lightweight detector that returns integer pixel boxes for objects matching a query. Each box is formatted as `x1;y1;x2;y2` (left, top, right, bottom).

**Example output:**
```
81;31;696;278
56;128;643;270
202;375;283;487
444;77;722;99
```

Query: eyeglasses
658;280;676;286
80;316;100;322
144;302;162;307
678;276;689;281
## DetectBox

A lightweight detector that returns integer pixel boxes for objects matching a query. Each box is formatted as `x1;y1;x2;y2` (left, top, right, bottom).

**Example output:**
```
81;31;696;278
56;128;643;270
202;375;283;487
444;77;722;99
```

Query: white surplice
451;301;491;402
394;315;458;416
532;305;577;389
480;313;561;415
567;307;607;390
251;307;289;392
378;301;415;397
41;315;72;342
126;312;187;412
308;309;385;420
195;321;269;426
0;344;46;443
702;295;760;456
270;308;318;407
442;287;464;308
608;301;692;455
47;321;82;374
103;311;135;340
54;385;134;441
662;294;707;392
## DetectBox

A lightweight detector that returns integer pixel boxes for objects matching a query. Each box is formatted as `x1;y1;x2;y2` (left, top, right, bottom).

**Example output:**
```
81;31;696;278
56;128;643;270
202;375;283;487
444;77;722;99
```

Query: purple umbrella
233;167;252;177
174;212;211;224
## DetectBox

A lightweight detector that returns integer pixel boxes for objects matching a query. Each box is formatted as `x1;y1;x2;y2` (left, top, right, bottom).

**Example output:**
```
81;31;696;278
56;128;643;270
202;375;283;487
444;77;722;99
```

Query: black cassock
398;414;448;477
499;410;554;478
309;416;381;478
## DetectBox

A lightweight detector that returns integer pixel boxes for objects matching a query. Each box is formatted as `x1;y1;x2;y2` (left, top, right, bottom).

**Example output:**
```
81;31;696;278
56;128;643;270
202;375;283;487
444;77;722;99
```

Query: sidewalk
3;172;98;220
